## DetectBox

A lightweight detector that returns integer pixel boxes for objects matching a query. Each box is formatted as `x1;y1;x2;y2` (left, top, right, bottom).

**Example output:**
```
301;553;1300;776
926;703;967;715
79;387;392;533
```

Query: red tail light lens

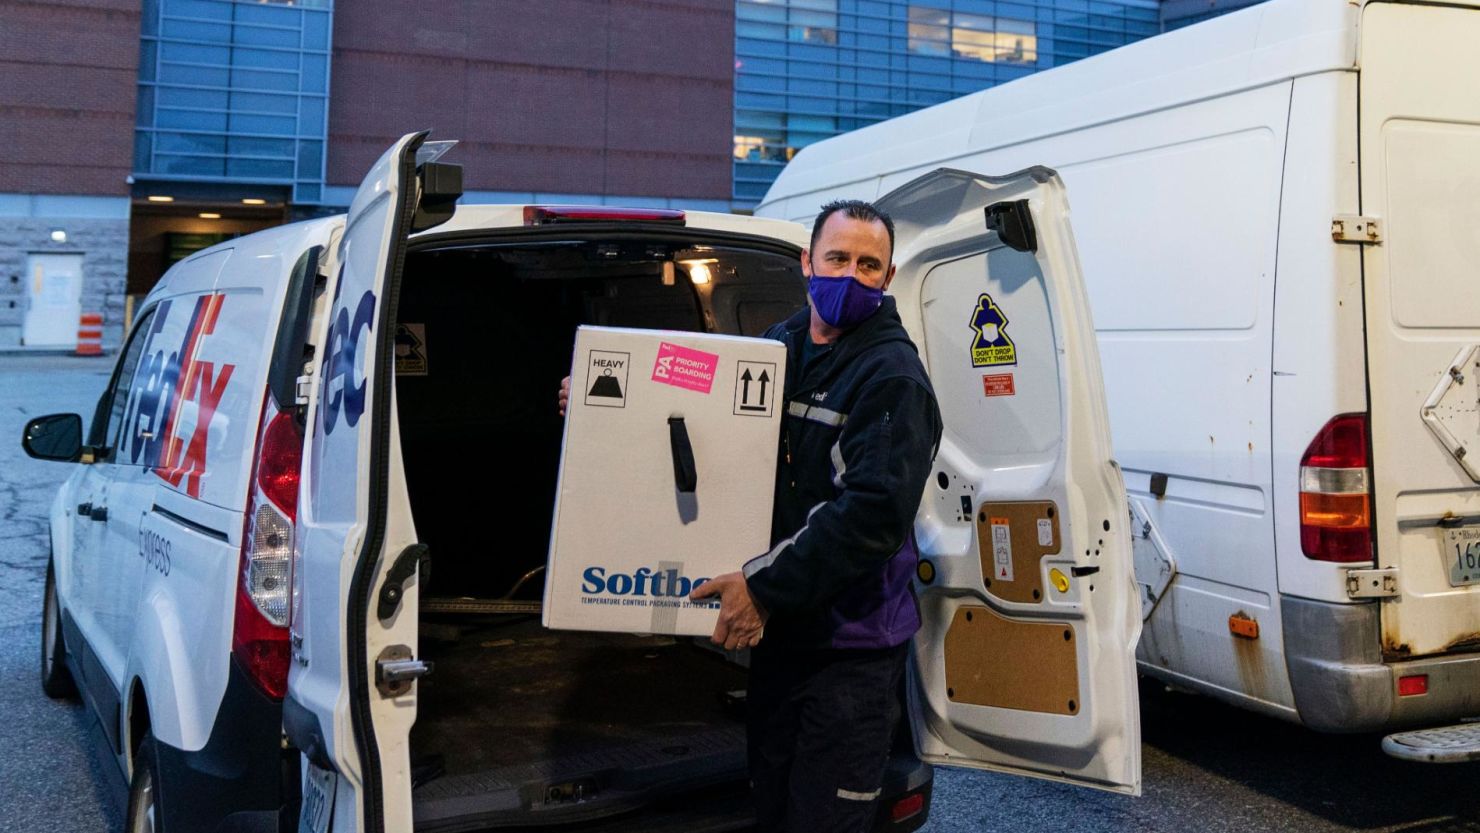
890;792;925;823
1398;674;1429;697
1300;414;1373;563
523;205;686;226
233;394;302;699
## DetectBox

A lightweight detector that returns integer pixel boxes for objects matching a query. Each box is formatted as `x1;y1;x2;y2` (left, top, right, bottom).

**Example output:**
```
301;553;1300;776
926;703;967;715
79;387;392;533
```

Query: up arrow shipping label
734;361;778;417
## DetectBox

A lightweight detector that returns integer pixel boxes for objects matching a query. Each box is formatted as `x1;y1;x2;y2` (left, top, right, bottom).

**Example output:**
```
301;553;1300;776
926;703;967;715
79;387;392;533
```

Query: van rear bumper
1282;595;1480;732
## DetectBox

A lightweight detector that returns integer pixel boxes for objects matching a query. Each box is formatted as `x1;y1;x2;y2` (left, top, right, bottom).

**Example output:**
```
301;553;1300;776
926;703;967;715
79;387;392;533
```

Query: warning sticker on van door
586;350;629;408
991;518;1014;581
395;323;428;376
970;293;1017;367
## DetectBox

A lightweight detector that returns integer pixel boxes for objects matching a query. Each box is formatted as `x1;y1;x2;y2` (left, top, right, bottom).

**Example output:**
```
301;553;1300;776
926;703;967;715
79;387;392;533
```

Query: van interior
394;228;806;830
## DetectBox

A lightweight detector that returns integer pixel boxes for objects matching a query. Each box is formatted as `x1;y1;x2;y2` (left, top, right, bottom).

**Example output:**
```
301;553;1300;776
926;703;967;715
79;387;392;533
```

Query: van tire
41;561;76;699
125;732;165;833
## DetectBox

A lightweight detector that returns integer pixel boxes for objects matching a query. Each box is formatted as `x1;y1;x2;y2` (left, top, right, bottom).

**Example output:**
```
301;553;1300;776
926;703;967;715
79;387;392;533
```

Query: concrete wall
0;197;130;351
326;0;736;201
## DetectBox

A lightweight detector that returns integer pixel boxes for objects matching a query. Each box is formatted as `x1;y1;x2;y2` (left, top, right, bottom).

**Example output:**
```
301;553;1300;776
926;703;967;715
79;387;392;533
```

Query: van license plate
1443;527;1480;587
298;762;337;833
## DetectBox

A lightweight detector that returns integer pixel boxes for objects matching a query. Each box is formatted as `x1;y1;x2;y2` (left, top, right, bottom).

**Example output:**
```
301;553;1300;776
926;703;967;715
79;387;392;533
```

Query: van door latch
1331;215;1382;244
376;645;432;697
1346;567;1398;599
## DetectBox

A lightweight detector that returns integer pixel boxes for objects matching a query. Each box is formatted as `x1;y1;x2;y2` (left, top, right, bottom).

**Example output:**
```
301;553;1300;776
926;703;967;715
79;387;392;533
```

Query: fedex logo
122;294;235;499
321;289;376;436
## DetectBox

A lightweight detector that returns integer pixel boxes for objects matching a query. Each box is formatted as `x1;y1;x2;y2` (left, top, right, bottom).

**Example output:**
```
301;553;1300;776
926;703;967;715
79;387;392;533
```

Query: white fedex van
25;132;1141;832
757;0;1480;759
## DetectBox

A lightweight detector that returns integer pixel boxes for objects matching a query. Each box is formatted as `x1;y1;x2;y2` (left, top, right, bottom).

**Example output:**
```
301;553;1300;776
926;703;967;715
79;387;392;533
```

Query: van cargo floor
410;617;750;831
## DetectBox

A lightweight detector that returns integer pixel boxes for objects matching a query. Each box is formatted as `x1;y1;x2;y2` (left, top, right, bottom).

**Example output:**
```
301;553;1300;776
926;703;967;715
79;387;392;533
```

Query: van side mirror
22;413;84;462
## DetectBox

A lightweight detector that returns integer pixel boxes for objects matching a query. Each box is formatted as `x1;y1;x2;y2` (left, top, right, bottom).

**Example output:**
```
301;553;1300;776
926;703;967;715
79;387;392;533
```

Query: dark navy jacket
743;296;943;650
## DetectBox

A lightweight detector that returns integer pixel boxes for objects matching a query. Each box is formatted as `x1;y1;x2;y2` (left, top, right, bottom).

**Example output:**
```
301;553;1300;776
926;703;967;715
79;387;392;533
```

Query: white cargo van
757;0;1480;758
25;132;1141;832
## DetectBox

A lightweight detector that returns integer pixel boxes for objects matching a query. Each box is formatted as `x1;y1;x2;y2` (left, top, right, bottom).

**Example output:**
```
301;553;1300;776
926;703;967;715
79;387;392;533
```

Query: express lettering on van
321;289;376;435
579;566;717;608
122;293;236;499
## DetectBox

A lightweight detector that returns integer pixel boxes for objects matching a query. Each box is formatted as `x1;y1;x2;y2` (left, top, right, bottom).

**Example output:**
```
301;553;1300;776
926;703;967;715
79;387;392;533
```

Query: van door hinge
376;644;432;698
294;371;313;406
1346;567;1399;599
1331;214;1382;244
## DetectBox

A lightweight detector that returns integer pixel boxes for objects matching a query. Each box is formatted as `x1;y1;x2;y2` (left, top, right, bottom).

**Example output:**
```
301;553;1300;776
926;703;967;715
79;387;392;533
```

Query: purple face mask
808;273;883;329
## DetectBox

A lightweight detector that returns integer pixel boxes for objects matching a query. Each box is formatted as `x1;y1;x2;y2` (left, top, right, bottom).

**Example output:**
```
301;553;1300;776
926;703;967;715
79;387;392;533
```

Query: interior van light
199;212;221;219
242;198;267;205
147;195;174;203
681;258;718;286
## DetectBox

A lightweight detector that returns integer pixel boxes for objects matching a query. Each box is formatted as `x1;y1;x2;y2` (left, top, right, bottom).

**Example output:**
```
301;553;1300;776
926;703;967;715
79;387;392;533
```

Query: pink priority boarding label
651;341;719;394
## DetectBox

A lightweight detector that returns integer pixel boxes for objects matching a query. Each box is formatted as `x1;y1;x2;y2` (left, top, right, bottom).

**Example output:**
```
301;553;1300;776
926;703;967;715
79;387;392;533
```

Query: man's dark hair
810;199;896;263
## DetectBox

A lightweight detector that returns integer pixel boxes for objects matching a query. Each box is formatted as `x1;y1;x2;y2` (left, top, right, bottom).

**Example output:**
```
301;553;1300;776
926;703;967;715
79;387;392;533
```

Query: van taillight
1299;414;1372;563
890;791;925;823
233;395;302;699
522;205;686;226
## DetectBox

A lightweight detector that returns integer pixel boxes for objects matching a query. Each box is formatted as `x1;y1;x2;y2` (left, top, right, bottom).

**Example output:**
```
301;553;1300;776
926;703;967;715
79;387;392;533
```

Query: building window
738;0;836;44
908;6;1037;64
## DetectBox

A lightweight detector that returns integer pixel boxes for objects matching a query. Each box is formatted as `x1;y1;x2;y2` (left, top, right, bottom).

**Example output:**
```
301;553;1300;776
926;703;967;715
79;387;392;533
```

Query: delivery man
559;200;941;832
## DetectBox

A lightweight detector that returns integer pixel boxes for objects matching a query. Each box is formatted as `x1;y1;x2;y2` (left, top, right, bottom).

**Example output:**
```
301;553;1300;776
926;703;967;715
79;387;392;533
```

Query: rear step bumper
1284;595;1480;732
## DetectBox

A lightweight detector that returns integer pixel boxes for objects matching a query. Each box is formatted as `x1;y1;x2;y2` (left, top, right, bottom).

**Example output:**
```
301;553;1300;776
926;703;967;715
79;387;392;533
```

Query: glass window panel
135;86;155;126
792;0;836;10
302;12;330;49
166;0;230;20
230;67;297;91
294;182;322;203
139;40;158;81
790;59;837;79
229;112;296;134
141;0;159;35
156;132;226;154
739;56;785;74
133;131;152;171
997;2;1034;18
734;180;772;201
738;2;787;22
734;135;783;161
230;91;297;114
301;55;328;92
298;96;326;134
234;3;298;27
908;5;950;56
296;140;323;174
736;91;786;109
227;136;293;157
788;114;835;132
158;86;227;108
234;24;300;49
738;20;787;39
739;37;788;57
738;74;786;93
161;18;230;42
156;107;228;131
155;153;226;176
233;47;298;70
158;63;229;86
787;78;837;96
735;110;785;130
226;157;295;179
160;41;228;64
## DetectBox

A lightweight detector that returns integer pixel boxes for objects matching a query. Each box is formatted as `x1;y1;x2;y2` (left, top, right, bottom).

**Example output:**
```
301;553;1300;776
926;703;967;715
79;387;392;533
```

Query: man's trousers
746;640;909;833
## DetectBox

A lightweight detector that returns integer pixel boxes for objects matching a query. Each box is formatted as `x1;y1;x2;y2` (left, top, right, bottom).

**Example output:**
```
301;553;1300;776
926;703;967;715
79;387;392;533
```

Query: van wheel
41;561;76;699
125;732;165;833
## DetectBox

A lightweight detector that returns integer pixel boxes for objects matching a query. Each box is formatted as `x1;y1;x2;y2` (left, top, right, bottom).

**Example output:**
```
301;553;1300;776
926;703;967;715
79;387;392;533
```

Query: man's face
802;212;896;292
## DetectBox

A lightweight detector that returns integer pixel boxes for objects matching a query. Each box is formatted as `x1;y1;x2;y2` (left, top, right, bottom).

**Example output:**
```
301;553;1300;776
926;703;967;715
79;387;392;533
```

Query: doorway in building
22;253;84;348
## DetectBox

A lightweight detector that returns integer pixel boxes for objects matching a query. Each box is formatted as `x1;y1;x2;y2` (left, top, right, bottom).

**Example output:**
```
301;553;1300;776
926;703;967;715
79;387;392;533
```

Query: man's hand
558;376;570;417
690;572;767;651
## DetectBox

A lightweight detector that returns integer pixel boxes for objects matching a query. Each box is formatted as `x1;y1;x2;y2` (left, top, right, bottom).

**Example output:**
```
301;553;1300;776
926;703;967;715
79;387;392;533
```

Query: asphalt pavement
1;353;1477;833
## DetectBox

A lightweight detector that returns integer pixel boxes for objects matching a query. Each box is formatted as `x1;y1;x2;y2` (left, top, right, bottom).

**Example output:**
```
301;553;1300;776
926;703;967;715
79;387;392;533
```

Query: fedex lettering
322;289;376;435
581;566;711;598
122;294;235;499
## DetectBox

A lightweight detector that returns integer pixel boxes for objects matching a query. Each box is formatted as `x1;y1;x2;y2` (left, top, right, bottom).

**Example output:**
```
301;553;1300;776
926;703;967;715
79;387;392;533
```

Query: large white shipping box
544;325;787;635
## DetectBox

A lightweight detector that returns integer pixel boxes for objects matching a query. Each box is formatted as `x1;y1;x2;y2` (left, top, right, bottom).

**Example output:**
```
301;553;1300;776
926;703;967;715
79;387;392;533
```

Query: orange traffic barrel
77;313;103;356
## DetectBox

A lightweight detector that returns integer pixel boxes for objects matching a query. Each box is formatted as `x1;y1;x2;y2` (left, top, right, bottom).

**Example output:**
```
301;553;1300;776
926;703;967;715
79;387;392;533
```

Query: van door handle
668;416;698;494
88;505;108;522
77;502;92;516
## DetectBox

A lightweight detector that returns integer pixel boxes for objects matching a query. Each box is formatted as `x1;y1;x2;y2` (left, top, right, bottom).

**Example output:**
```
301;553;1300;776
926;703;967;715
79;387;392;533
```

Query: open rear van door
878;168;1141;794
287;130;461;832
